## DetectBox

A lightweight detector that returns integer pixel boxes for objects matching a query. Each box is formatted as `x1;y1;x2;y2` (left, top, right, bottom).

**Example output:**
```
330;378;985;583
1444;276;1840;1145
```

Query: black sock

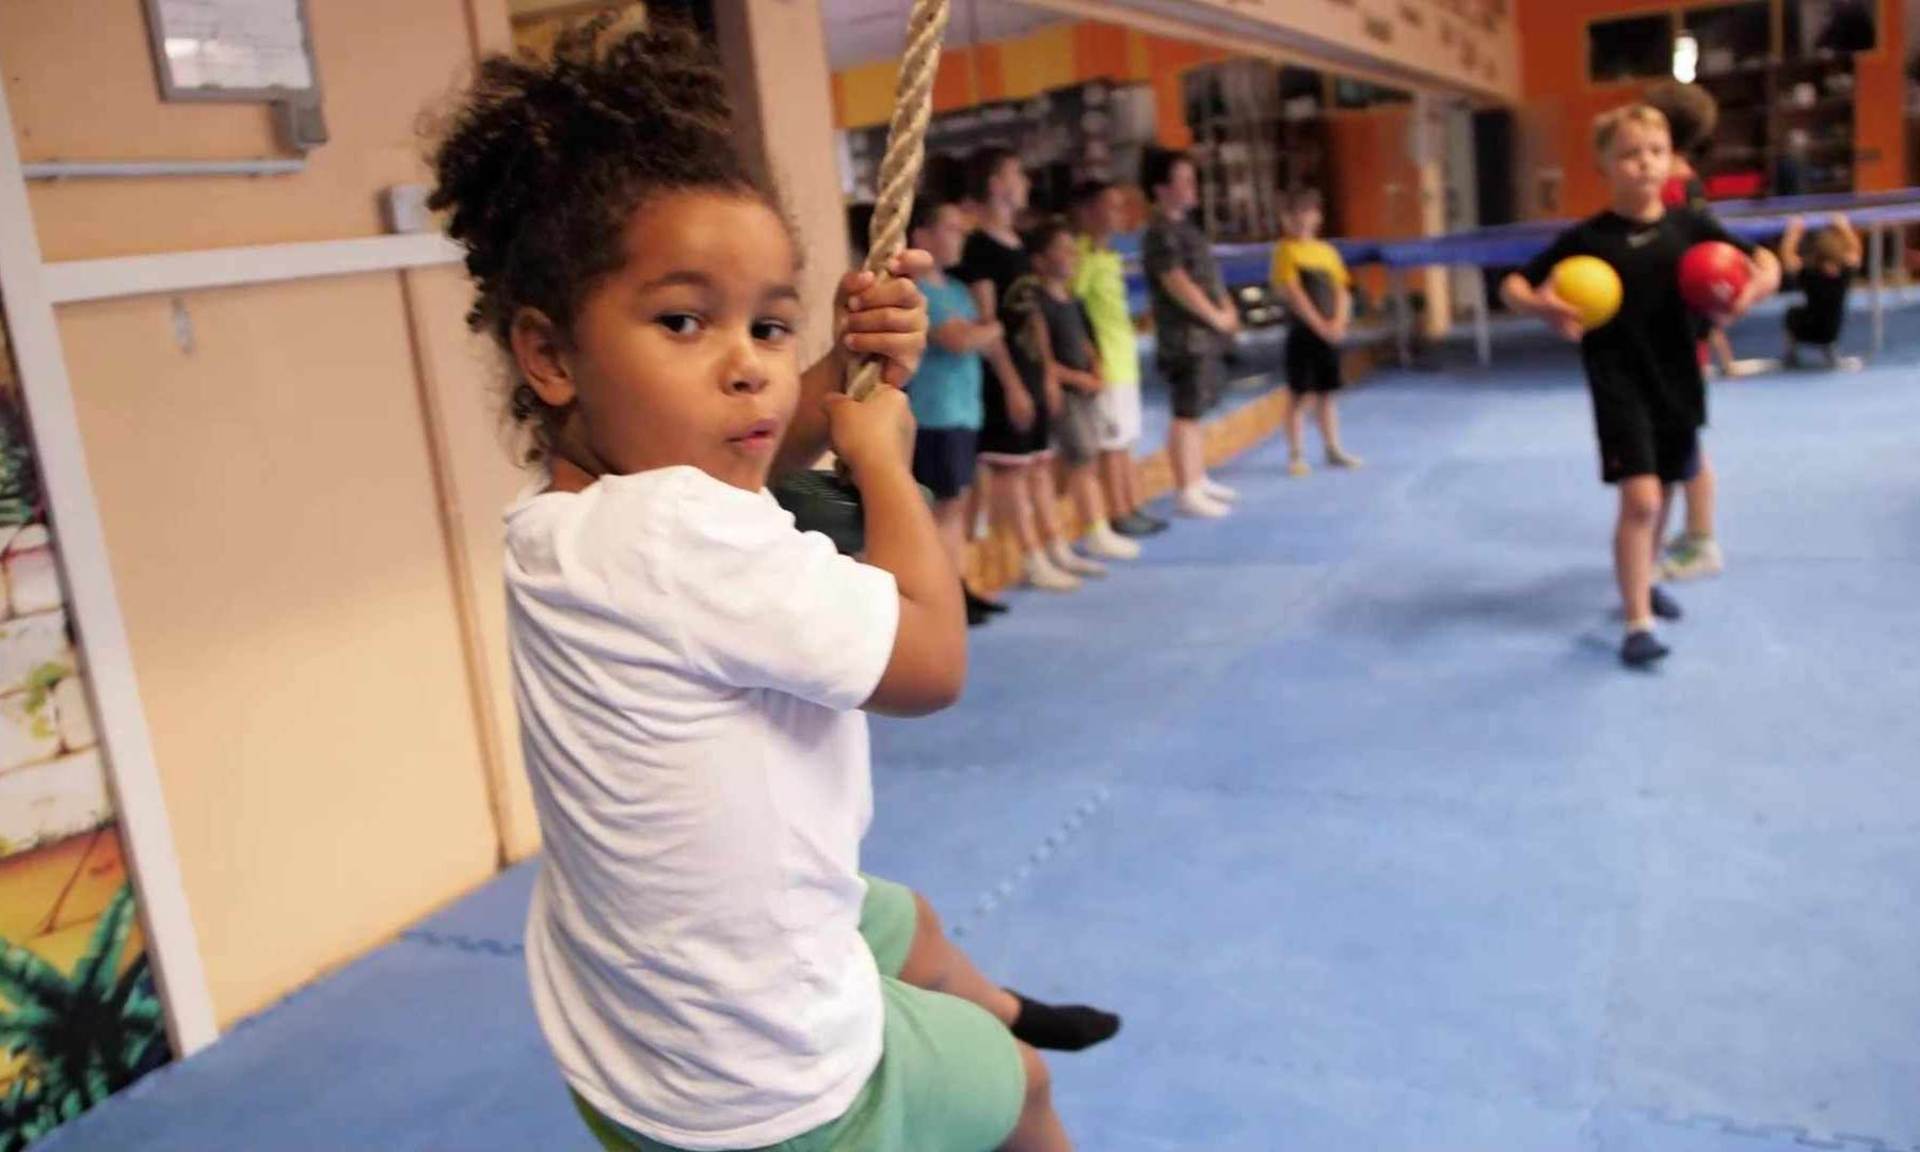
1007;991;1121;1052
964;587;1009;614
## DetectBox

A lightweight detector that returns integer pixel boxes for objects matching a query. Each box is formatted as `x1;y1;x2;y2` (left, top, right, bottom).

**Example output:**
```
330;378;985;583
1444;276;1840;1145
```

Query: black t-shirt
1522;208;1753;429
954;231;1031;317
1142;214;1226;363
1002;279;1094;390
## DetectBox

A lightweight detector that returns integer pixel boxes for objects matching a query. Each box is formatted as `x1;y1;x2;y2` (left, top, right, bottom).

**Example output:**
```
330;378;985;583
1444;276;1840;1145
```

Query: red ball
1678;241;1751;316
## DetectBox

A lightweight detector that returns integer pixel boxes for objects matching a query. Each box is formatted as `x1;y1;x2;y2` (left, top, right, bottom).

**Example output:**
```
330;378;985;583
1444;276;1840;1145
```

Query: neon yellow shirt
1071;236;1140;388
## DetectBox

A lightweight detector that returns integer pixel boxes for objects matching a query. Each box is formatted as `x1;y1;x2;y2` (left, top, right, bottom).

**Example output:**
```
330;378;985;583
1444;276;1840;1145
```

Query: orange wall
1850;15;1908;192
1515;0;1908;216
833;21;1225;148
1327;106;1420;295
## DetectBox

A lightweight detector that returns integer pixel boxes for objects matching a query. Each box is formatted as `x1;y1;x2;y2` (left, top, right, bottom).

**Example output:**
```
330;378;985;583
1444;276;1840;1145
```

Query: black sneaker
966;599;993;627
1650;586;1683;622
1621;629;1670;668
1111;513;1158;538
1139;512;1171;535
964;588;1010;616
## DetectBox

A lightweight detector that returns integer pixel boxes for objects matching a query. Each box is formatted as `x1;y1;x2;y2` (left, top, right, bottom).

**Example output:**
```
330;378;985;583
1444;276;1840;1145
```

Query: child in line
1645;80;1737;585
1502;104;1778;668
1270;187;1363;476
1070;181;1166;538
959;149;1103;589
433;21;1114;1151
1780;213;1864;370
1142;147;1242;519
907;198;1006;626
1010;219;1140;562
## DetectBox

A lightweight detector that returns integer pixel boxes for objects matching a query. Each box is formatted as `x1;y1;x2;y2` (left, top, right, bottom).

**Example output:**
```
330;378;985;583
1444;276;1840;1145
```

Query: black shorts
1161;355;1223;421
1593;394;1701;485
1284;331;1343;395
977;374;1052;462
912;427;978;500
1785;303;1844;347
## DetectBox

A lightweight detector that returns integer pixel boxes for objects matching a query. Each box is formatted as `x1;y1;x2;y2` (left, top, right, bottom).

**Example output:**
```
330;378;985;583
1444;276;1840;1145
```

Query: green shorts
574;874;1025;1152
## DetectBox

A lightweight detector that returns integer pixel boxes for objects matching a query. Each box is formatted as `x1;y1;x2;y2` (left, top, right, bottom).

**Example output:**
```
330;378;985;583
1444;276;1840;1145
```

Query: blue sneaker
1621;629;1670;668
1650;586;1683;622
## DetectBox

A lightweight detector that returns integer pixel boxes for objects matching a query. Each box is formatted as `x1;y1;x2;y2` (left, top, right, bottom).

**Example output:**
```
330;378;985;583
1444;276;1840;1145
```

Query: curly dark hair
427;15;779;459
1643;81;1719;158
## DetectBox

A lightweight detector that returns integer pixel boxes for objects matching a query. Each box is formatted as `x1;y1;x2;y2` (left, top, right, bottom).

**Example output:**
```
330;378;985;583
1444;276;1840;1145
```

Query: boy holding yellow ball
1501;104;1778;668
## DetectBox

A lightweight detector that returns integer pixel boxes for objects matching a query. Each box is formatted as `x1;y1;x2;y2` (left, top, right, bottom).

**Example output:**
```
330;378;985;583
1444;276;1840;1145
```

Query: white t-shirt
503;465;902;1149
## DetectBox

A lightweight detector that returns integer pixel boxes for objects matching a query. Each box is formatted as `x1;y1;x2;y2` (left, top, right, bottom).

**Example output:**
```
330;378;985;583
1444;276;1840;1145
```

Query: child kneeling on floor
431;19;1113;1151
1780;214;1864;371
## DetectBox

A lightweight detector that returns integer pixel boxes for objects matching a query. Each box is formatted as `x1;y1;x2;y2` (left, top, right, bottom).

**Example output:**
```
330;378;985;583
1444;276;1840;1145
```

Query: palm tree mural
0;885;171;1151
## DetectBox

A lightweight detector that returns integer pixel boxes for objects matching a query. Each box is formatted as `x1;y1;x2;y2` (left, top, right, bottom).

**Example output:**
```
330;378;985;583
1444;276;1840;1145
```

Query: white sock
1625;616;1655;635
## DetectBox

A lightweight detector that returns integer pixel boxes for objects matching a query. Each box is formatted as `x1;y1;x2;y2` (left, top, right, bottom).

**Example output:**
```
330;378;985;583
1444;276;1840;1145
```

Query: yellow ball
1550;255;1623;330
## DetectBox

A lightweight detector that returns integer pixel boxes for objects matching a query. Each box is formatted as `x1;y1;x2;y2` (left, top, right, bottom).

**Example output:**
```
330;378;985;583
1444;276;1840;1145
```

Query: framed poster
141;0;320;103
0;326;173;1152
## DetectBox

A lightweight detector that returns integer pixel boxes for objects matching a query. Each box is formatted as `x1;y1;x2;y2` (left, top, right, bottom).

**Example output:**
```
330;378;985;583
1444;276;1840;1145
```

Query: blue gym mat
40;303;1920;1152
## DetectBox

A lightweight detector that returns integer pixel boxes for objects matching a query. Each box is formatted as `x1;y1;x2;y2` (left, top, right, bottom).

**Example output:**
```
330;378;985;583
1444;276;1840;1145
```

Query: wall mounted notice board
142;0;319;102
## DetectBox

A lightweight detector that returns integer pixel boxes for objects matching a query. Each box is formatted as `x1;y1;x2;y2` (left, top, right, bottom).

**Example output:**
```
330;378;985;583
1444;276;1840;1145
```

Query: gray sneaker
1662;535;1724;582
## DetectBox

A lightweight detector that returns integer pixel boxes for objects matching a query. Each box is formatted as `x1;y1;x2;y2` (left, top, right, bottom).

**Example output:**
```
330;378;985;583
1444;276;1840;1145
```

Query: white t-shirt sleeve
654;477;900;711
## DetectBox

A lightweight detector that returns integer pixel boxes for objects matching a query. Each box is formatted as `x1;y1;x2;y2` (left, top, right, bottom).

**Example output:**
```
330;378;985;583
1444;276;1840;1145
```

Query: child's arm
1728;245;1782;317
1037;314;1104;395
778;252;933;479
1779;217;1806;277
1331;258;1354;339
827;388;966;716
1276;276;1337;343
1500;273;1585;343
1024;311;1066;412
1158;267;1240;334
1830;213;1864;268
967;280;1037;432
931;317;1003;353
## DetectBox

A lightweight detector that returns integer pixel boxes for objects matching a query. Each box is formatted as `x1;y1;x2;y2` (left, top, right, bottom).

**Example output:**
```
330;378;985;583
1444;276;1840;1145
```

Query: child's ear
510;308;577;410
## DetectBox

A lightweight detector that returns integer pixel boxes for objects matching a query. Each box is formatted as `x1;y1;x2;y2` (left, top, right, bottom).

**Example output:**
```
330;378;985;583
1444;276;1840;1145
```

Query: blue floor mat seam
950;783;1114;940
1627;1105;1920;1152
402;929;524;958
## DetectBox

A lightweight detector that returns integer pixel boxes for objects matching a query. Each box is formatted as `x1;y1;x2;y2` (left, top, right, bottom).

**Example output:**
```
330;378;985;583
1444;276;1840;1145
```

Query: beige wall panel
57;275;499;1021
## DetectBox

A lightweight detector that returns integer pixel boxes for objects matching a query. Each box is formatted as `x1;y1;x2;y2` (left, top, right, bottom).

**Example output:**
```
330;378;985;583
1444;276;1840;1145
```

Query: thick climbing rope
845;0;951;401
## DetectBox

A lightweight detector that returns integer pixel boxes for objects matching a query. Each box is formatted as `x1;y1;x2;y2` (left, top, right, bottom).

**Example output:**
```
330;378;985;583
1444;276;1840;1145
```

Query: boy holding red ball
1501;104;1779;668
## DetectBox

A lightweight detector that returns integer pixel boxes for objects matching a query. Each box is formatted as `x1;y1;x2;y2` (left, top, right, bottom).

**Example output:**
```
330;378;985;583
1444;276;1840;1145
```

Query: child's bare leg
990;462;1040;553
1098;451;1130;518
1682;451;1715;542
1709;328;1735;374
1615;476;1663;626
968;469;991;540
932;496;969;573
1002;1045;1073;1152
1170;418;1204;491
1655;482;1676;566
1119;454;1142;513
897;891;1121;1052
1028;462;1066;546
898;890;1019;1023
1068;463;1106;532
1315;394;1338;450
1282;390;1306;463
